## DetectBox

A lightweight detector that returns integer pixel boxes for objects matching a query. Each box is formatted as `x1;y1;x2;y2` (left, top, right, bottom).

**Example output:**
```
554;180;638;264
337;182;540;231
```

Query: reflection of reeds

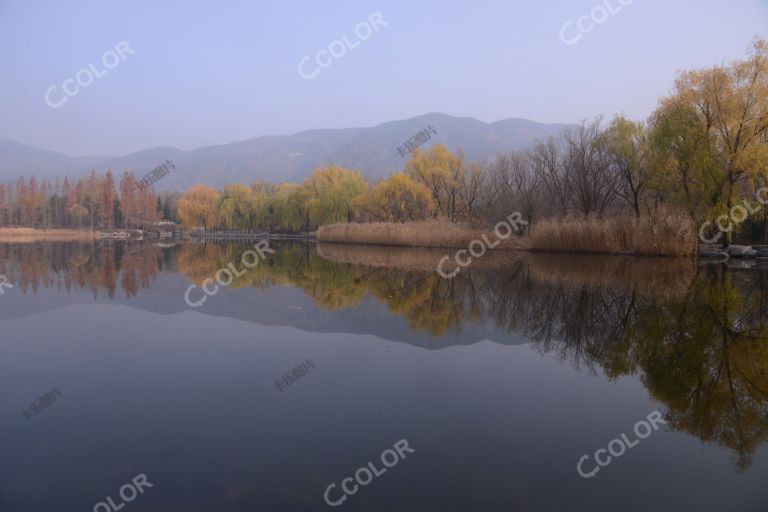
0;228;98;242
317;242;695;299
316;242;515;271
522;253;696;298
317;220;520;249
522;213;696;257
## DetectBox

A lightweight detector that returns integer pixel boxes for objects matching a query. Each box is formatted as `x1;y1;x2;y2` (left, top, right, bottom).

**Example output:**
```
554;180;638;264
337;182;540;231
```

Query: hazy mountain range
0;113;569;190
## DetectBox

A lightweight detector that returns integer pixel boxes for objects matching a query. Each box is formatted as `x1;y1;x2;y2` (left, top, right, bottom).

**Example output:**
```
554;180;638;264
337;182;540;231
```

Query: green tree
219;183;255;230
651;38;768;243
304;165;368;226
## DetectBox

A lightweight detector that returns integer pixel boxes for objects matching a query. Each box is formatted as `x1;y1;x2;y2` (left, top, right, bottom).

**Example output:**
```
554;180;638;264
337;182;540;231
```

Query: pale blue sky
1;0;766;156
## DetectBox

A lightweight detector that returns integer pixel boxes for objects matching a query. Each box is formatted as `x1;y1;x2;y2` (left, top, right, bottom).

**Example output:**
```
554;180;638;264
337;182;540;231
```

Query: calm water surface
0;240;767;511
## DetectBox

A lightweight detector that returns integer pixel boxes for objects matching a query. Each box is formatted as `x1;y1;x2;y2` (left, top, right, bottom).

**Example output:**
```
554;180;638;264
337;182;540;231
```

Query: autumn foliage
0;170;159;230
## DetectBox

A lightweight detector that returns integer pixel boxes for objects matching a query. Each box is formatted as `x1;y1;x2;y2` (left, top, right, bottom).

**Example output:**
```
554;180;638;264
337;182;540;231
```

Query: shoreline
183;231;316;241
3;227;764;262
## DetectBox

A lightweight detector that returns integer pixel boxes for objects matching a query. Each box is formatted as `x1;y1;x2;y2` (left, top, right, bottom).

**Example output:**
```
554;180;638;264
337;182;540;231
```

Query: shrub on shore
521;213;696;257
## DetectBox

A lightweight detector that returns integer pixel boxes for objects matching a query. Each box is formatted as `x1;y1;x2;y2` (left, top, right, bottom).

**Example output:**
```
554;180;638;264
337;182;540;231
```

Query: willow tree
649;103;719;220
250;181;273;230
270;182;305;232
218;183;255;230
652;38;768;242
406;144;476;222
364;172;434;222
303;165;368;226
177;184;221;230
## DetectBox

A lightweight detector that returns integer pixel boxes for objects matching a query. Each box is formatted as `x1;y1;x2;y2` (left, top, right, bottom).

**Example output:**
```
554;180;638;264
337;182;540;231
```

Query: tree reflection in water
0;241;164;298
2;240;767;470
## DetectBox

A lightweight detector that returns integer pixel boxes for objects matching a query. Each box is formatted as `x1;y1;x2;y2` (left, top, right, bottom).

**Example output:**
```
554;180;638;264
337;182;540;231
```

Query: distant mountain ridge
0;113;570;190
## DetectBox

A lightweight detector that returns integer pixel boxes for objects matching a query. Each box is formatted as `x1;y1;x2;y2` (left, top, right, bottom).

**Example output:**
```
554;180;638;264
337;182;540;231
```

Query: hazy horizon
0;111;567;158
1;0;766;156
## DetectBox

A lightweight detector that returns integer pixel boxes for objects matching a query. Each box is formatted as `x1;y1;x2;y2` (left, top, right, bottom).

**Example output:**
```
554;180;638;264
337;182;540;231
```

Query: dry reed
521;213;696;257
0;227;98;242
316;220;520;249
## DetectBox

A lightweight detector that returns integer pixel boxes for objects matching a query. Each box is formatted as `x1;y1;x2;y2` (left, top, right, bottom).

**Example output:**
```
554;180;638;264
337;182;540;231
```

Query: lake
0;240;767;511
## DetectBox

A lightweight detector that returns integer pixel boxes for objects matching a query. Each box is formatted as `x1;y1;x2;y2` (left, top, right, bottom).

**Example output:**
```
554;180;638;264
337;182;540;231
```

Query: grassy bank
0;227;99;242
317;214;696;257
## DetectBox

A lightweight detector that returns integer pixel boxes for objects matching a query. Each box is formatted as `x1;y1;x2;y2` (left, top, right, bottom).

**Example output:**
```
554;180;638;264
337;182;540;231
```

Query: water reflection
0;241;163;299
1;240;767;471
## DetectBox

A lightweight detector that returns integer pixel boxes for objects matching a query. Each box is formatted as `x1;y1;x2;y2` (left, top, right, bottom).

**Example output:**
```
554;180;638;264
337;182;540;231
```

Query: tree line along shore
1;38;766;256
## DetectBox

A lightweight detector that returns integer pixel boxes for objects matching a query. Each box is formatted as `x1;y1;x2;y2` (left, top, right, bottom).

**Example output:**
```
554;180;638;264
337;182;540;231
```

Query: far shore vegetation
316;220;521;250
0;227;98;242
317;213;696;257
1;38;766;256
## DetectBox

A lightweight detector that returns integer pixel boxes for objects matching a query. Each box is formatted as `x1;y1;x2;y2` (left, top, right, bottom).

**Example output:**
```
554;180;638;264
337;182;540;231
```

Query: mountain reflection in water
1;239;767;472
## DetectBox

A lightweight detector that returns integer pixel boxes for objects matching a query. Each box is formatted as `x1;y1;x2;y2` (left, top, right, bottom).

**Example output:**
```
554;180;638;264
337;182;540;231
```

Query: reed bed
316;242;694;298
522;213;696;257
0;227;98;242
317;220;520;250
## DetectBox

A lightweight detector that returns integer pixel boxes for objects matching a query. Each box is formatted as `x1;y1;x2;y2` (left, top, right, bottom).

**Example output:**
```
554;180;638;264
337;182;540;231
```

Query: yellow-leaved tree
303;165;368;226
177;184;221;230
364;172;434;222
651;37;768;242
